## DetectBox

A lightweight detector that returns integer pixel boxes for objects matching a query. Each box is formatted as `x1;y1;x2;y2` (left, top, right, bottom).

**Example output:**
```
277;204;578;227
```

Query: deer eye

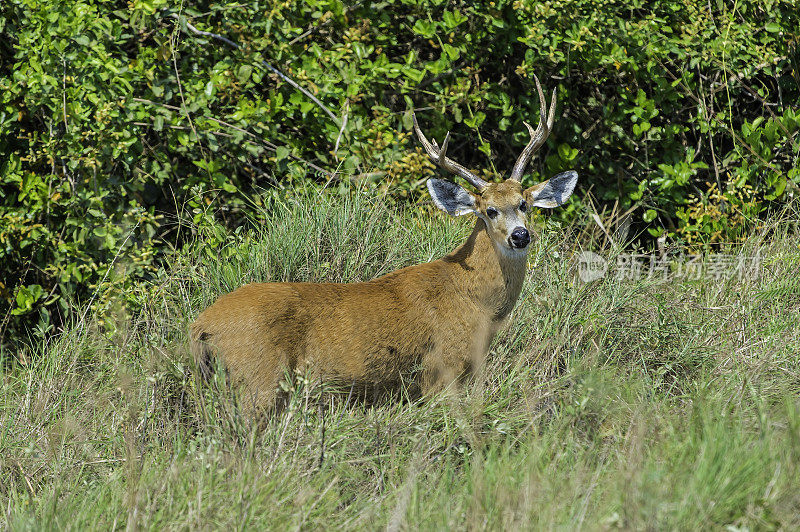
519;200;528;212
486;207;499;219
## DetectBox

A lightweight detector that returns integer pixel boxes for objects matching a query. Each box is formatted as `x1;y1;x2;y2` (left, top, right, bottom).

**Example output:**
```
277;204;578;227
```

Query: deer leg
420;340;476;397
420;319;494;397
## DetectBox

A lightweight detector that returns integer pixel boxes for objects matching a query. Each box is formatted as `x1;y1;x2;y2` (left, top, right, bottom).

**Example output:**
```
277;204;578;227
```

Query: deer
190;76;578;410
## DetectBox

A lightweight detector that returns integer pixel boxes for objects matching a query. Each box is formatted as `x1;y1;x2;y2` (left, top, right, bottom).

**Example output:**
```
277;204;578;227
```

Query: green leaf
557;143;578;161
643;209;657;222
237;65;253;84
412;20;435;38
275;146;290;162
442;43;460;61
13;284;44;314
442;10;461;29
402;67;424;83
773;177;786;197
402;111;413;131
464;112;486;129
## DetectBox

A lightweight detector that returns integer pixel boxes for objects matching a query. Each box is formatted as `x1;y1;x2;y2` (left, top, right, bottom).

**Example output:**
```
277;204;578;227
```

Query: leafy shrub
0;0;798;351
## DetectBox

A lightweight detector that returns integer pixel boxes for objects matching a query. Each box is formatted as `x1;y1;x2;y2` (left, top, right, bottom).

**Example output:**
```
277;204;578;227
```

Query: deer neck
443;219;528;321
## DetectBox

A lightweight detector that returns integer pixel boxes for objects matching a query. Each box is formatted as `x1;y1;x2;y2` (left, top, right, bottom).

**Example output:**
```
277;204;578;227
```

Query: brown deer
190;77;578;410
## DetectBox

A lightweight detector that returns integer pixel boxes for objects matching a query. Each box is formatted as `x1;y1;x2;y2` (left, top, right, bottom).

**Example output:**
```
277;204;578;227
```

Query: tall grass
2;190;799;529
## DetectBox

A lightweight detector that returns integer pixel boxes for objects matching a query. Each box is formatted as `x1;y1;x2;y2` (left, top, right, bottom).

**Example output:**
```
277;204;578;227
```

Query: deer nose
509;227;530;249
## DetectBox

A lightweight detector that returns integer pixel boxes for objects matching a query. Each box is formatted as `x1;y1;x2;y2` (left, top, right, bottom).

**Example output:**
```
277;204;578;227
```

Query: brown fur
191;179;567;410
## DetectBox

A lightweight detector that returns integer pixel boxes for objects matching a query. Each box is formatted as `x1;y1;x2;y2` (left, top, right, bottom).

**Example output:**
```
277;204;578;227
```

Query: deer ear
427;179;478;216
523;170;578;208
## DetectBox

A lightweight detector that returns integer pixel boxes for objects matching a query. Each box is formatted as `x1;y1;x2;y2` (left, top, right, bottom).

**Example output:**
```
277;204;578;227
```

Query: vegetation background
1;1;800;528
1;0;798;350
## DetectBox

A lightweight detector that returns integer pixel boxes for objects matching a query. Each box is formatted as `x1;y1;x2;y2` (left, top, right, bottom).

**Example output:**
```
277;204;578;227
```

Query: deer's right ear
427;179;478;216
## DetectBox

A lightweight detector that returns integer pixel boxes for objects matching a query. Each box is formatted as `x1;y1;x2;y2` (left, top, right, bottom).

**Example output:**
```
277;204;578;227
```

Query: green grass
2;190;800;530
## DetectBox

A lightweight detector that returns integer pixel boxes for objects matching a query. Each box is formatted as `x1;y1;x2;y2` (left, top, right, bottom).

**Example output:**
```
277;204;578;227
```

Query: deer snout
509;227;530;249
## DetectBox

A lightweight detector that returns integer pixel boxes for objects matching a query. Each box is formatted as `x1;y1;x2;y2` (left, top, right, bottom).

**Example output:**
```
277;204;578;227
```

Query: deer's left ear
523;170;578;208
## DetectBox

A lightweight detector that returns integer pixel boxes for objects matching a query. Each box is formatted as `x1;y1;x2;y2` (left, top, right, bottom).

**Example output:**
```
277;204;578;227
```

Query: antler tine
412;112;489;191
509;75;557;182
547;86;557;130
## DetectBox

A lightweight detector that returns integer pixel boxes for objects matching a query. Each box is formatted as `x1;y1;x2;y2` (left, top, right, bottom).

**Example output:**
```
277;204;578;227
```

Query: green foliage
1;0;798;348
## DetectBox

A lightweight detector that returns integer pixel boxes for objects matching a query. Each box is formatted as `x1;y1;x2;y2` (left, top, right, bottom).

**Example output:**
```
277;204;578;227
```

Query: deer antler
509;75;557;182
412;112;489;191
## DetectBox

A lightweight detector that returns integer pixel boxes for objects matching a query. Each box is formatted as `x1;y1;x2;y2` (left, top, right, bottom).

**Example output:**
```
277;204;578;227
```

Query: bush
1;0;798;350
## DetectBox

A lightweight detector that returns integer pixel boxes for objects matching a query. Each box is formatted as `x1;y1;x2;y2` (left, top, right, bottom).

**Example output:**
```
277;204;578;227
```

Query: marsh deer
191;76;578;409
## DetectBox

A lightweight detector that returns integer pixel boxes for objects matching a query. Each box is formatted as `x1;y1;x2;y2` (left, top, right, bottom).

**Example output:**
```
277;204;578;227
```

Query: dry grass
2;191;799;530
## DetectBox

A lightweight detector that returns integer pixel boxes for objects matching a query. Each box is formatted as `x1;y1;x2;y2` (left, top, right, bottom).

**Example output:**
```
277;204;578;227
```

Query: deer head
413;76;578;256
